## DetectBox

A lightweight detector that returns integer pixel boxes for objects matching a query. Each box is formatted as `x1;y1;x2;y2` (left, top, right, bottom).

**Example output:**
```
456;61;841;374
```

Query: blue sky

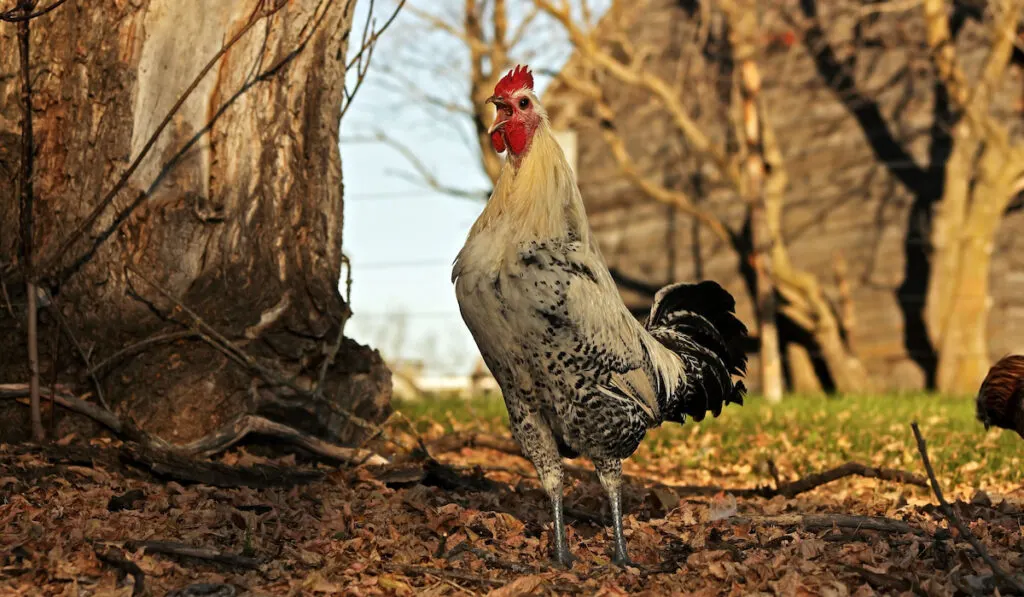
339;0;591;374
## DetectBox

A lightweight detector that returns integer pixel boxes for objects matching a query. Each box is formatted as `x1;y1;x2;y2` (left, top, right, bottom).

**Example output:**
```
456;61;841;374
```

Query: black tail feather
647;281;748;423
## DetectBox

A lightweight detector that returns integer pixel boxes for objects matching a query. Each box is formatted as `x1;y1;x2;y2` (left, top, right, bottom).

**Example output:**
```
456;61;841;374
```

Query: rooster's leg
514;413;575;567
594;457;633;567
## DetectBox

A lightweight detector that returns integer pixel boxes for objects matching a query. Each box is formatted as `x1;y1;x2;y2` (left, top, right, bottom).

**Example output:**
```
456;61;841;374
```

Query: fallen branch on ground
911;422;1024;594
94;546;146;597
119;540;264;570
756;462;928;498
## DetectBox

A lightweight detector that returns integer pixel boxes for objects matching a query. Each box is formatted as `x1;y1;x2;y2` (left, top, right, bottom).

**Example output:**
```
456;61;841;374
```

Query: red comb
494;65;534;97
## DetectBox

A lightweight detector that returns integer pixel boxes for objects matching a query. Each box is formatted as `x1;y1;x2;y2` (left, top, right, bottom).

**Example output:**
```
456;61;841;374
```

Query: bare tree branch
0;0;68;22
349;131;491;201
552;70;734;243
534;0;742;188
341;0;406;119
922;0;1024;148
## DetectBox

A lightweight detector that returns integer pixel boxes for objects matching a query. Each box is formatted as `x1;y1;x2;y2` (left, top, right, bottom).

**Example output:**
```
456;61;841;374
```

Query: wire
354;259;452;270
352;311;461;319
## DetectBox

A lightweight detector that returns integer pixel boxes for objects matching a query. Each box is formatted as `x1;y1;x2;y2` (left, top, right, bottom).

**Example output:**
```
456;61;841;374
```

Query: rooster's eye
518;97;530;109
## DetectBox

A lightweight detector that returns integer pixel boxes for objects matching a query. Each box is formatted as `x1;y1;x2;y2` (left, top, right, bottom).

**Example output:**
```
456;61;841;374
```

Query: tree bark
0;0;391;444
927;141;1020;393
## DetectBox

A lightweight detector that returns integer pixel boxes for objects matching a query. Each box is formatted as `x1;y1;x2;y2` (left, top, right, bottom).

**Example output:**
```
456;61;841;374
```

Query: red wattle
505;123;529;155
491;130;506;153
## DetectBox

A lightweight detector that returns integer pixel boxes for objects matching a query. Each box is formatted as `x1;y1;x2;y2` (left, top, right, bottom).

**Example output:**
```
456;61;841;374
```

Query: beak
486;95;509;135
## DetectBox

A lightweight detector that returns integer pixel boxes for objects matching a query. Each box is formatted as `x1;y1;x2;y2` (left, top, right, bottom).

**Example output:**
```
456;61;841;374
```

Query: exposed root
176;413;388;465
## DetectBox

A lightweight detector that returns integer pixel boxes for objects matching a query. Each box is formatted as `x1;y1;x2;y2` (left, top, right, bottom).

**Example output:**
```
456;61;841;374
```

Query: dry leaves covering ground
1;394;1022;596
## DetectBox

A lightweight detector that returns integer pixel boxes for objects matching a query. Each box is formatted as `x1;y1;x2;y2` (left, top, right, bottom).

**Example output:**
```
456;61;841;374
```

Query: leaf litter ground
2;394;1023;596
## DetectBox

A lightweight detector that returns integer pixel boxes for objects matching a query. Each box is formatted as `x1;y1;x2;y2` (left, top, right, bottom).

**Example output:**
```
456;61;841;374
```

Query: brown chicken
976;355;1024;438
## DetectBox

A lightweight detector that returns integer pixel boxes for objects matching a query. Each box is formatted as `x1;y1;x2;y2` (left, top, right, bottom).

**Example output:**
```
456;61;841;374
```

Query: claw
551;547;578;569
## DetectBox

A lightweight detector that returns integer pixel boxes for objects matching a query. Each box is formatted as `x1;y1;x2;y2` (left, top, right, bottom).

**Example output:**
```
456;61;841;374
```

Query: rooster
976;355;1024;438
452;65;748;567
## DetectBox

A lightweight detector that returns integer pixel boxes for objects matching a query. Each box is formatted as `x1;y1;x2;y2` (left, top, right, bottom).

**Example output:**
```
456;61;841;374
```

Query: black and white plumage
452;66;747;567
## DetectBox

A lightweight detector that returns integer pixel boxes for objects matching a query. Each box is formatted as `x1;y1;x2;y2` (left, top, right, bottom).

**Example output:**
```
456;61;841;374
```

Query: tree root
176;413;387;465
1;383;387;487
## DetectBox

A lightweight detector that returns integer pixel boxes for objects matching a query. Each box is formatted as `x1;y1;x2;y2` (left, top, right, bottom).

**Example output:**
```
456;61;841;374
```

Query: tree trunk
728;3;784;402
785;343;824;395
0;0;391;444
750;205;785;402
927;139;1019;394
760;109;868;394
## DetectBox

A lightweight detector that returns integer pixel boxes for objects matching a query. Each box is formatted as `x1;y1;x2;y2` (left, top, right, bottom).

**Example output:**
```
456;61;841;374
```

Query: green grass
396;393;1022;490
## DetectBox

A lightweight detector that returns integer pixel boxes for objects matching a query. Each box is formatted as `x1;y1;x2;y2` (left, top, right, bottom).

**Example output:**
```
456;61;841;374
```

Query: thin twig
26;283;41;441
841;563;925;596
340;0;405;118
0;383;159;447
734;513;926;536
0;0;68;22
40;0;287;279
47;294;110;411
88;331;198;377
430;433;925;499
16;0;42;443
48;321;58;433
910;422;1024;594
0;267;15;320
443;540;537;574
124;267;308;395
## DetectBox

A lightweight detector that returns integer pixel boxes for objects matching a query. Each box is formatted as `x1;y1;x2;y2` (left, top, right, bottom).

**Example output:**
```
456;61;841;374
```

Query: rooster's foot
550;548;578;569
